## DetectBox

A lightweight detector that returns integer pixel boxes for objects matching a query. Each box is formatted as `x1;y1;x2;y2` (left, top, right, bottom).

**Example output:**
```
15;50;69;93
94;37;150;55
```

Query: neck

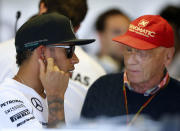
14;64;46;98
129;71;165;94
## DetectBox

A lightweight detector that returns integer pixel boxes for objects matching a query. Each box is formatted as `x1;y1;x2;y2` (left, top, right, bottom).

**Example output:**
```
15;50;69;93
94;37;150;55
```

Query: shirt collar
123;70;169;96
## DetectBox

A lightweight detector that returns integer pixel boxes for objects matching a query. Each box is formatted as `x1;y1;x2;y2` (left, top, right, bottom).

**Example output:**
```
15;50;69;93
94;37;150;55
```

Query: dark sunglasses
47;45;75;58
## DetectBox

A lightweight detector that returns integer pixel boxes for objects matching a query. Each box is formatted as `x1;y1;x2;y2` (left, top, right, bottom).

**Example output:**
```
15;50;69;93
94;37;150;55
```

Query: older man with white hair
81;15;180;124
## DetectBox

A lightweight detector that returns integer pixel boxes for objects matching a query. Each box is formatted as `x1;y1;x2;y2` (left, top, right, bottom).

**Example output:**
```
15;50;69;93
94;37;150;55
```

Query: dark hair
160;5;180;55
16;49;33;67
39;0;47;9
46;0;87;27
95;9;129;32
160;5;180;30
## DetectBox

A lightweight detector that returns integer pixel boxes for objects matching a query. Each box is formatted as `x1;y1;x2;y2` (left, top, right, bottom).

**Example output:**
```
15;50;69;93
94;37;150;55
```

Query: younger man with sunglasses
0;12;94;128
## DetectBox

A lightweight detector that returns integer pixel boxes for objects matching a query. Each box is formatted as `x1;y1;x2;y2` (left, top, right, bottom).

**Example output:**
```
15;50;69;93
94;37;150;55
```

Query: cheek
107;34;114;45
56;58;70;72
123;55;128;65
142;58;165;80
54;52;68;70
142;61;153;80
100;34;109;47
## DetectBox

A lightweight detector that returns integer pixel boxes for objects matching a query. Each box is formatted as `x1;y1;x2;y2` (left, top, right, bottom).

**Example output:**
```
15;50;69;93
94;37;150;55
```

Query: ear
36;45;46;60
164;47;175;68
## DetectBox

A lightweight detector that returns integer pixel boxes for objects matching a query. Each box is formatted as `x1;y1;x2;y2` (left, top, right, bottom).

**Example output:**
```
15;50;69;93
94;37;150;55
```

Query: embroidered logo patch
138;19;149;27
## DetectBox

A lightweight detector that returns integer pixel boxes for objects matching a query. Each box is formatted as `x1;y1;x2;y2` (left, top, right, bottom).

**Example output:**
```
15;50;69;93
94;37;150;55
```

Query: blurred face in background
39;1;47;14
98;14;130;59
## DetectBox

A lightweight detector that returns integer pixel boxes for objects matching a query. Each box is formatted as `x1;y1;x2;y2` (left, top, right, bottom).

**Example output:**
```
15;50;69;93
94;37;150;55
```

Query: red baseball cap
112;15;174;50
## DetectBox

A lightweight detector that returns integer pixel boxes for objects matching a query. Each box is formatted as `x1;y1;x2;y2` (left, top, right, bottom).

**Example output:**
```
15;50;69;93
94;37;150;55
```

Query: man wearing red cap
81;15;180;123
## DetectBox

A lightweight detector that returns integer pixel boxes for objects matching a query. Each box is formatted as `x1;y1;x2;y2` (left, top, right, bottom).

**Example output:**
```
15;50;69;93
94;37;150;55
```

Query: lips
69;67;75;72
129;70;139;72
68;67;75;77
127;69;140;74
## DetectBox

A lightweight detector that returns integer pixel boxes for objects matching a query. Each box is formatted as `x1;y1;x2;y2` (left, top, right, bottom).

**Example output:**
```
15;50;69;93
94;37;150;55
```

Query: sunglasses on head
47;45;75;58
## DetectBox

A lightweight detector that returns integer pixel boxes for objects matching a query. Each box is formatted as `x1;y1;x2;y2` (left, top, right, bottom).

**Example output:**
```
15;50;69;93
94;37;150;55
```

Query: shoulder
81;72;124;118
0;82;42;128
169;77;180;88
88;72;124;94
93;72;124;86
0;84;32;110
167;77;180;91
0;79;34;113
0;89;37;128
161;77;180;100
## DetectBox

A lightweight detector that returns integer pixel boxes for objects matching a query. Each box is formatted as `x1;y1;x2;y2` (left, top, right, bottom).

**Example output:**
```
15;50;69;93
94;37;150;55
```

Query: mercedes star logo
31;97;43;112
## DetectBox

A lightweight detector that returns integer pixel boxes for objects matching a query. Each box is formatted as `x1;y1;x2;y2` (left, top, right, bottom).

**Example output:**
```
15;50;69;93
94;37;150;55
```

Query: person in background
0;12;94;128
159;5;180;80
95;9;131;73
39;0;47;14
81;15;180;124
0;0;106;124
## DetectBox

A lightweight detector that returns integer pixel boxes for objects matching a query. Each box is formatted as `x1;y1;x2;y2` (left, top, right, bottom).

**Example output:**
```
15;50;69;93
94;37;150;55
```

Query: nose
71;53;79;64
